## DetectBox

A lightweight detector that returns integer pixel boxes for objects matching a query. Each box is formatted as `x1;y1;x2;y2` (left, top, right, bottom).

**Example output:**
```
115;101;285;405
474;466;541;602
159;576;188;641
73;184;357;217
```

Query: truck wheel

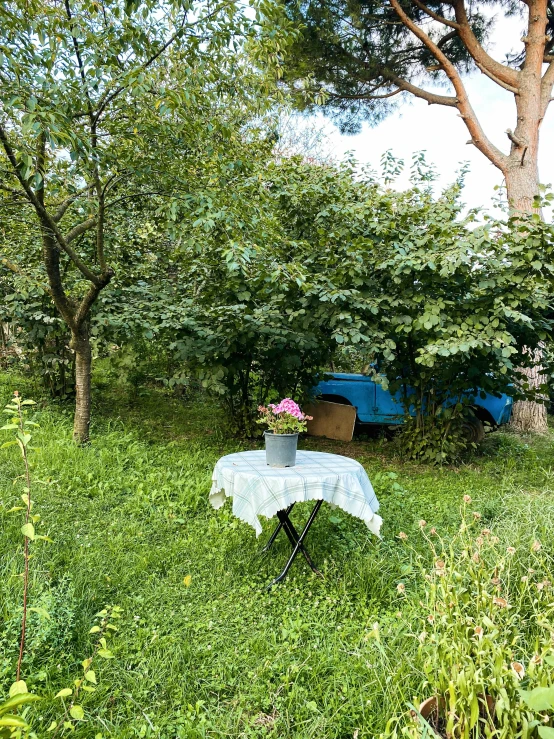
462;415;485;444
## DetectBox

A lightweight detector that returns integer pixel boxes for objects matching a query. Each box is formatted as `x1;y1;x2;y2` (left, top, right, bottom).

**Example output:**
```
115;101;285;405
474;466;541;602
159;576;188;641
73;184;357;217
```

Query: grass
1;373;554;738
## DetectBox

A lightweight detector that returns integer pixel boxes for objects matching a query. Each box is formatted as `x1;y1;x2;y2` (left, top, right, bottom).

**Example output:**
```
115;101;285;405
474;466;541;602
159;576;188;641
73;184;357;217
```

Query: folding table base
262;500;323;588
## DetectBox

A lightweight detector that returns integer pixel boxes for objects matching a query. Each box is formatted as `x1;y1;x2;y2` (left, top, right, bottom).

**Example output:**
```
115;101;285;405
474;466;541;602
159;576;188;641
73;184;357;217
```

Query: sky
315;14;554;215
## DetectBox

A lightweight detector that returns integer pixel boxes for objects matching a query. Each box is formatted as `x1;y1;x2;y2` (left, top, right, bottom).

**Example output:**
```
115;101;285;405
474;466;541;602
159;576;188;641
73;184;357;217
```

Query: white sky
317;14;554;215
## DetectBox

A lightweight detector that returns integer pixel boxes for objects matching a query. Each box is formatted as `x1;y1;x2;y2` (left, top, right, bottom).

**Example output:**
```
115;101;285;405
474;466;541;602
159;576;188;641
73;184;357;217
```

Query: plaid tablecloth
209;450;382;537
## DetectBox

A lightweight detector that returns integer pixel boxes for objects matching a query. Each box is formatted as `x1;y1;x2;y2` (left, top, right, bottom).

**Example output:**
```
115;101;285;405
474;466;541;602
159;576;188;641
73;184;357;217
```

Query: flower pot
414;695;495;735
264;431;298;468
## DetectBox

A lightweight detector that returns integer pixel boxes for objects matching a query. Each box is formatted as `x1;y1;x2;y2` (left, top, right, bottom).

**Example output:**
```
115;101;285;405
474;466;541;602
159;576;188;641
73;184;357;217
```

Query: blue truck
313;373;514;441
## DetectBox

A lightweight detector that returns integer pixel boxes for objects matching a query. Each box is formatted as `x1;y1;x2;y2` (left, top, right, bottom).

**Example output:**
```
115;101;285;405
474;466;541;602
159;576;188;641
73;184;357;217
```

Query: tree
281;0;554;213
0;0;250;441
277;0;554;430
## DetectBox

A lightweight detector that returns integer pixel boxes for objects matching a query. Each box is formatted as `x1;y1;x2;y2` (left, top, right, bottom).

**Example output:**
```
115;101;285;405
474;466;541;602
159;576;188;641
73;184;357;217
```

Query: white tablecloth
209;450;382;537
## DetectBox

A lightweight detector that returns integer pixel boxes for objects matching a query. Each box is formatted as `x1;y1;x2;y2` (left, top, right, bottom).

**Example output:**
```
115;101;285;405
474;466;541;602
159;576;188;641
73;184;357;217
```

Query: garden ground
1;373;554;738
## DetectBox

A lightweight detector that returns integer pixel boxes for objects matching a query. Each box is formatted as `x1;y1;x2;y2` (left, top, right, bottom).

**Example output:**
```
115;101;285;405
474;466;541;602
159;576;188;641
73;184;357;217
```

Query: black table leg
262;503;321;573
277;511;321;575
267;500;324;589
262;504;295;553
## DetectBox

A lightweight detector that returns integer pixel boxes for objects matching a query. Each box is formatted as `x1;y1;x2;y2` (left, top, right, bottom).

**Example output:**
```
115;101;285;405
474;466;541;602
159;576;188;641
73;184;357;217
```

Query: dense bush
265;159;554;459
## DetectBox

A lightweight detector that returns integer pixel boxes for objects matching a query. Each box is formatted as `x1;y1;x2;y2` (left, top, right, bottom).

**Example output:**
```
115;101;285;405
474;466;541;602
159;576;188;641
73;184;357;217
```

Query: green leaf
21;522;35;540
9;681;27;697
17;431;31;446
30;606;51;620
70;705;85;720
0;715;28;728
520;687;554;711
89;625;101;634
0;692;39;716
97;648;114;659
538;729;554;739
55;688;72;699
84;670;97;684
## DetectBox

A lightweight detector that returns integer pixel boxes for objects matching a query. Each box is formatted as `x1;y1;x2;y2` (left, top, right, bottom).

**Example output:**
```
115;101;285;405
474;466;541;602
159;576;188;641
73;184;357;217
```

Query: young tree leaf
70;705;85;720
55;688;72;699
21;523;35;540
0;715;28;728
8;681;28;697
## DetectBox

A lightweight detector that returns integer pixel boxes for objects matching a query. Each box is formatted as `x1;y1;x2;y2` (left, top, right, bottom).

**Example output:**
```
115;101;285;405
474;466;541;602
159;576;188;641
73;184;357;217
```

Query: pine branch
385;70;458;106
452;0;520;88
389;0;509;170
411;0;459;29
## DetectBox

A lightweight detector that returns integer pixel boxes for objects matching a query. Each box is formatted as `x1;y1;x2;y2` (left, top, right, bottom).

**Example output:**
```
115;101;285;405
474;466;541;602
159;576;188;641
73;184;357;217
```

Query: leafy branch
1;392;40;683
49;605;123;736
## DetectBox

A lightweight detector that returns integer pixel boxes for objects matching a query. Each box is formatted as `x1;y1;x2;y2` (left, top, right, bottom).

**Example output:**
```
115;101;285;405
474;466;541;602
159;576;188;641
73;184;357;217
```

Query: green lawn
1;375;554;738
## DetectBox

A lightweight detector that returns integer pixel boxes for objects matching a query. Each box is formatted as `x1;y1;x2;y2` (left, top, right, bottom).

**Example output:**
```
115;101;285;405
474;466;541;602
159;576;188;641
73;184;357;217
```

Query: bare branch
476;62;520;93
64;0;93;117
53;185;93;223
522;0;550;75
385;70;458;105
368;88;404;99
66;217;97;244
74;268;114;326
541;59;554;112
506;127;527;147
389;0;510;170
0;124;102;285
451;0;520;88
411;0;459;28
437;29;459;48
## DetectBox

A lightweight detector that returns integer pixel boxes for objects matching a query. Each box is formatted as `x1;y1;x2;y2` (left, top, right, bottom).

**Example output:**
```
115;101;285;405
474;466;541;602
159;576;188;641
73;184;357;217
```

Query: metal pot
264;431;298;468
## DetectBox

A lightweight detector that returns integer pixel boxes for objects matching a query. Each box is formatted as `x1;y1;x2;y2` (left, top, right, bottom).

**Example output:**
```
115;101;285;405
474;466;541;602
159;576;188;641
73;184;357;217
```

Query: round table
210;450;382;586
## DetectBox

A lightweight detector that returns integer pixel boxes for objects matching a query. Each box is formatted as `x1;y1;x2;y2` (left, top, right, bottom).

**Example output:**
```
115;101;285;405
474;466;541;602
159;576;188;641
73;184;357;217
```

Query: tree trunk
510;348;548;433
504;161;541;214
71;323;92;443
504;132;547;432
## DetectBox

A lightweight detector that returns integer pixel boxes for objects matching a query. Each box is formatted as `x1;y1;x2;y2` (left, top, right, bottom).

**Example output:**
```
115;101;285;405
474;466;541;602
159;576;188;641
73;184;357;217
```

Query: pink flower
271;398;308;420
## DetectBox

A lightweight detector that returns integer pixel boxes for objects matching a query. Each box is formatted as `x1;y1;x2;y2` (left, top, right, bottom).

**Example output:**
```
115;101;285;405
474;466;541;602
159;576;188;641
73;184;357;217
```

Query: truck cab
313;373;513;438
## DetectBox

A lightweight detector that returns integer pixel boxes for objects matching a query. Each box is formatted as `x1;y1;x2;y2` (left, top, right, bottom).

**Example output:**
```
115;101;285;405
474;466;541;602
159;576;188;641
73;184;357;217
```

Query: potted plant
257;399;312;468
